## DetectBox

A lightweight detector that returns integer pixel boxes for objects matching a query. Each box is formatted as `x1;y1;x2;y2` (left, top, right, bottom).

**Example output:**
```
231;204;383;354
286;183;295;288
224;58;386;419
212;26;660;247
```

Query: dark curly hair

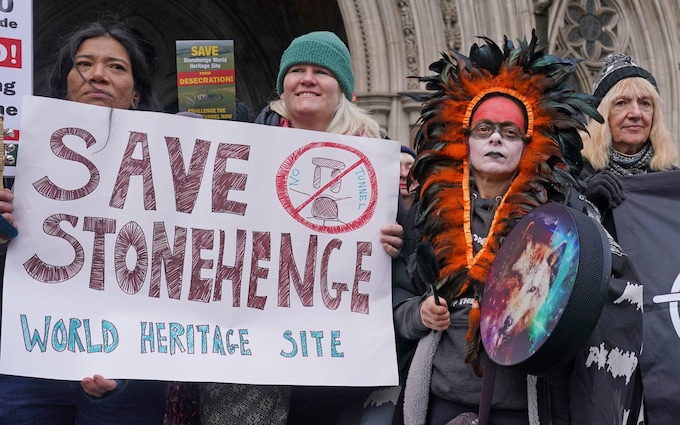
47;19;159;111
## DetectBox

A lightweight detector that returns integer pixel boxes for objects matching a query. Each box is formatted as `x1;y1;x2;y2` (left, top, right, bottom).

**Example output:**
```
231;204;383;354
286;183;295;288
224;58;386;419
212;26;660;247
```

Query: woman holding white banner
199;30;404;425
0;19;167;425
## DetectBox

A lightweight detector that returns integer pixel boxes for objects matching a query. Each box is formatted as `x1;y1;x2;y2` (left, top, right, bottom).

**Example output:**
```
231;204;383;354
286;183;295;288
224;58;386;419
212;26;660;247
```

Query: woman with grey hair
581;53;677;239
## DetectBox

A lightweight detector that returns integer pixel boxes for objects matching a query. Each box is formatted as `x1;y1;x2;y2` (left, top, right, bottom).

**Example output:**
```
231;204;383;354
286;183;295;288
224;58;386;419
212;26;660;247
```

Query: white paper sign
0;96;400;386
0;0;33;175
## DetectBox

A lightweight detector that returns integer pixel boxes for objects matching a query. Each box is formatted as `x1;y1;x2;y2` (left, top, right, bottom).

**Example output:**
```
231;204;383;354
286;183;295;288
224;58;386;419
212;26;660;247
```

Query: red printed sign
0;37;22;68
177;69;236;87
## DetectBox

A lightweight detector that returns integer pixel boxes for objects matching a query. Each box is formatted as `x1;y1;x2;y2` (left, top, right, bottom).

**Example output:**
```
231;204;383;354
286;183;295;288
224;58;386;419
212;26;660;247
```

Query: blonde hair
582;77;677;171
269;96;381;138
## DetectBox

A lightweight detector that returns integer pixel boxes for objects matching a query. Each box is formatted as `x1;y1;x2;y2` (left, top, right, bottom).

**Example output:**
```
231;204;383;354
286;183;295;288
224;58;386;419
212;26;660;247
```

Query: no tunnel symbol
276;142;378;234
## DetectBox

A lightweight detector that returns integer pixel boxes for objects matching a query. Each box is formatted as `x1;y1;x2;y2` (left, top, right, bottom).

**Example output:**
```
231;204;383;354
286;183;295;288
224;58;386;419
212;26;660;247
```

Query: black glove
584;170;626;212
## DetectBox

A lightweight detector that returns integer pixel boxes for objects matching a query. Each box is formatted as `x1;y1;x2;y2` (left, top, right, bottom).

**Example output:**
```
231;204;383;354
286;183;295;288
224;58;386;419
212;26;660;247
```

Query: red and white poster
0;0;32;176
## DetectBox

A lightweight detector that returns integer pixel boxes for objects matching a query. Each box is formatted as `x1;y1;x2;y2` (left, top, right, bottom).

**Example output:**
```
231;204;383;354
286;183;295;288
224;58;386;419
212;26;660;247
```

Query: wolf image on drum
482;220;574;363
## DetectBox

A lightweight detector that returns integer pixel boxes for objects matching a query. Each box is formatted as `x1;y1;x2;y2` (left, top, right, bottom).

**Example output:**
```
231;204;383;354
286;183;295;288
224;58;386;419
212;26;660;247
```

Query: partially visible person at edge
0;20;169;424
199;31;404;425
400;144;417;210
392;32;644;424
580;53;678;240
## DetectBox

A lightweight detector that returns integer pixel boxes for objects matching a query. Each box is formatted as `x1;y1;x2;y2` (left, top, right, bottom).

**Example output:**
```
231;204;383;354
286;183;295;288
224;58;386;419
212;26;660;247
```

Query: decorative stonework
559;0;624;67
353;0;373;91
534;0;554;14
357;94;393;129
439;0;462;50
397;0;420;89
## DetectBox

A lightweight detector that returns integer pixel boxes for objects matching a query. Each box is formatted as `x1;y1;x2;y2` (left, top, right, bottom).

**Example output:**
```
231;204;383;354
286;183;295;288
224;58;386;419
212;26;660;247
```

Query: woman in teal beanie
277;31;355;102
256;30;382;137
199;31;404;425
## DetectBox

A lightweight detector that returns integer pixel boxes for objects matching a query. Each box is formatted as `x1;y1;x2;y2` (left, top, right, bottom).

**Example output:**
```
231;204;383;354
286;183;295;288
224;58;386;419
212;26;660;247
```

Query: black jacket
392;189;644;424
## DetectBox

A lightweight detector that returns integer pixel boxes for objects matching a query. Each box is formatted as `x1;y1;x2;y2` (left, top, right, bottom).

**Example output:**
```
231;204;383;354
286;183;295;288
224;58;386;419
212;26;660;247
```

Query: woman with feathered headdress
392;31;644;425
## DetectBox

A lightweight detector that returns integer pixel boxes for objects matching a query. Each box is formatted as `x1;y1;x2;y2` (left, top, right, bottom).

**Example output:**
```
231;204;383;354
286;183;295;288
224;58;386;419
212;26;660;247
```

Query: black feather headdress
412;30;603;373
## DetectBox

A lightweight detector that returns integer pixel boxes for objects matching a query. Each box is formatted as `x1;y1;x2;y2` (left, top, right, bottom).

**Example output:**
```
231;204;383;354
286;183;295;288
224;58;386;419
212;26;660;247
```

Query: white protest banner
0;96;400;386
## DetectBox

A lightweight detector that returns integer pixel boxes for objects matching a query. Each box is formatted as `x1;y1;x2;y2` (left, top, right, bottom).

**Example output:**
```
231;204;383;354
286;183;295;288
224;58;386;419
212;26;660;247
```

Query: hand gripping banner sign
0;96;400;386
614;170;680;425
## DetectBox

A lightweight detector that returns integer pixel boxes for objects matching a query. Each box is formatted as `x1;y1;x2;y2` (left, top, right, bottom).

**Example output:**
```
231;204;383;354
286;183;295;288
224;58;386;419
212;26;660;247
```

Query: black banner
614;170;680;425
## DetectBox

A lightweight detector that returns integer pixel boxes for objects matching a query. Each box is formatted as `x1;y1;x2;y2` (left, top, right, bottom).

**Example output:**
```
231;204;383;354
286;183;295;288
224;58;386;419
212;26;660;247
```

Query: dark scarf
608;141;654;176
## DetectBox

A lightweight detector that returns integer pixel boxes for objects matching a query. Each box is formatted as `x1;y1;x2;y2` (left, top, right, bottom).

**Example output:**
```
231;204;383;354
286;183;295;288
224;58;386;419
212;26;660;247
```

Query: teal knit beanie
277;31;354;100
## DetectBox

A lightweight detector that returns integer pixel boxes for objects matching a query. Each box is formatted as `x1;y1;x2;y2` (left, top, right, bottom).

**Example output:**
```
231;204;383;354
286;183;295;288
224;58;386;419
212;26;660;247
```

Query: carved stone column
357;94;393;135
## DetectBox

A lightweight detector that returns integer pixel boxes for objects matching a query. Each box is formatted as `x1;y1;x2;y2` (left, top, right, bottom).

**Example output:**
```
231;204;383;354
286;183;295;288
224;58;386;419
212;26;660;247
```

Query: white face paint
468;121;525;181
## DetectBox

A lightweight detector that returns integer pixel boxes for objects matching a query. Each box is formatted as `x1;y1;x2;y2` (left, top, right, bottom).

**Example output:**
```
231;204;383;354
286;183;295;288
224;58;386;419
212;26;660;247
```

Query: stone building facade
34;0;680;154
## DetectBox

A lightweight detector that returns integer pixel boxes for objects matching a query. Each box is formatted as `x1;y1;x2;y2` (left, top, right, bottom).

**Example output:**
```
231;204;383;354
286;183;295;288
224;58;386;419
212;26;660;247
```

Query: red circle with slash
276;142;378;234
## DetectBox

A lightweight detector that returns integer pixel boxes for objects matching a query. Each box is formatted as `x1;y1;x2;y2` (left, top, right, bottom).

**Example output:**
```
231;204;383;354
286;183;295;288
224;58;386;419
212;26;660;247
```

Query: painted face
66;36;139;110
399;152;415;197
468;96;526;180
280;64;342;131
608;91;653;155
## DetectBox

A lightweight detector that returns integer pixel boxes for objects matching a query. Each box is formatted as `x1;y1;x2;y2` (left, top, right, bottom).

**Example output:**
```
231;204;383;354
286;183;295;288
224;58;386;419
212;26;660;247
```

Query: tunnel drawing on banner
276;142;379;234
290;157;352;225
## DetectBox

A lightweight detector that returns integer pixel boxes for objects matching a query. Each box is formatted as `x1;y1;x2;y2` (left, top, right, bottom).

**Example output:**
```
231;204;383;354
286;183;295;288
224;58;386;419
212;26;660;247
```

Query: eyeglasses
468;121;525;141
